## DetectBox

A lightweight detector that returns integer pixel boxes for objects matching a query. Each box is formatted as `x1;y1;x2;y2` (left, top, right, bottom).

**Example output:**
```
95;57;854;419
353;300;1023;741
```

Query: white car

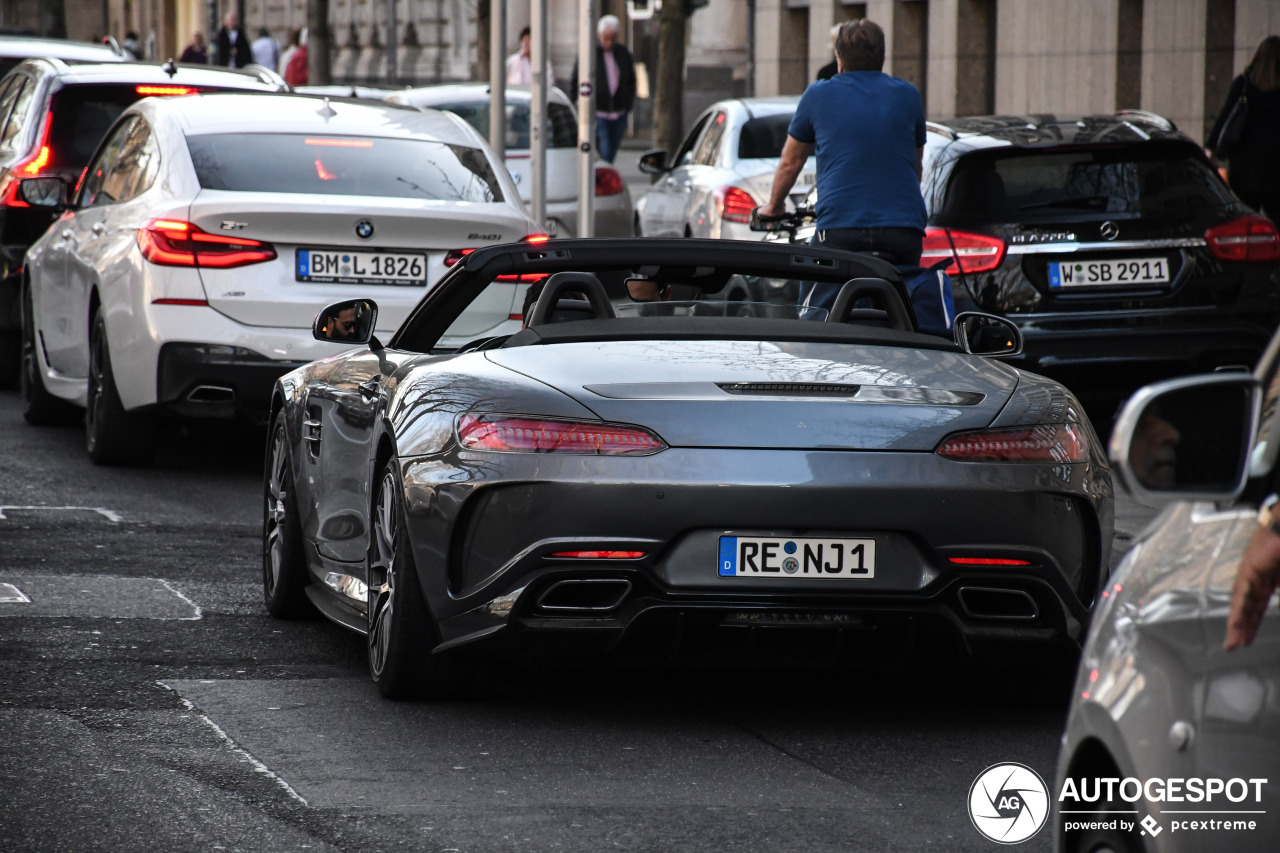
634;97;810;240
385;84;632;238
20;91;538;465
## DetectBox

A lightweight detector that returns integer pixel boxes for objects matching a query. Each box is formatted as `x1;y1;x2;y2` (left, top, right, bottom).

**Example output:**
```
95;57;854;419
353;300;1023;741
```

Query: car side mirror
637;148;669;175
313;299;379;345
1110;373;1259;503
952;312;1022;356
19;177;69;210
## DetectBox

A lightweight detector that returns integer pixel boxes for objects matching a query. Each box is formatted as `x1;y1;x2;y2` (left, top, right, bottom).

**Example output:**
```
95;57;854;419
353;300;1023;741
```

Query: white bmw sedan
634;97;808;240
21;91;539;465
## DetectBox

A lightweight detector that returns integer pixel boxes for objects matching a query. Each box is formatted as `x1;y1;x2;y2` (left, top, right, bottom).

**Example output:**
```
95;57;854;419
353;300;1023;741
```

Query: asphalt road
0;387;1157;853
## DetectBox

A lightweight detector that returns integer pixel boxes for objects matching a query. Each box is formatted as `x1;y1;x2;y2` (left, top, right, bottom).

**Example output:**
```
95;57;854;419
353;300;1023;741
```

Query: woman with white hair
568;15;636;163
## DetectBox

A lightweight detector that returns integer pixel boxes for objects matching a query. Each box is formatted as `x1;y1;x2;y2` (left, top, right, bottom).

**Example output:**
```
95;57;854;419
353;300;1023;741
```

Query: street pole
530;0;548;230
386;0;397;84
207;0;218;64
489;0;506;160
576;0;596;237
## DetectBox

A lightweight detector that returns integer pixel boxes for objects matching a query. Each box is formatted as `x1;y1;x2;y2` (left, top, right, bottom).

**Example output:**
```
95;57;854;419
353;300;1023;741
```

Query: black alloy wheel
85;308;158;466
20;281;80;426
367;459;466;699
262;409;315;618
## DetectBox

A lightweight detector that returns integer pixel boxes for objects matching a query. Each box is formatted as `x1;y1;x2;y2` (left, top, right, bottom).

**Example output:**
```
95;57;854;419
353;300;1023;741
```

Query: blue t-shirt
788;71;927;232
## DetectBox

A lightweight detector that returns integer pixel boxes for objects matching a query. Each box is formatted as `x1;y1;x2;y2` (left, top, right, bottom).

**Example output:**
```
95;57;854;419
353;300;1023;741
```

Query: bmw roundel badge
355;219;374;239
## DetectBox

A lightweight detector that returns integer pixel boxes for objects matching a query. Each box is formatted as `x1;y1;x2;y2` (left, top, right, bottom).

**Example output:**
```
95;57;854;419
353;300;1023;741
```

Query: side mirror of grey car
314;299;379;345
19;177;69;210
952;312;1022;356
1109;373;1260;504
637;148;669;175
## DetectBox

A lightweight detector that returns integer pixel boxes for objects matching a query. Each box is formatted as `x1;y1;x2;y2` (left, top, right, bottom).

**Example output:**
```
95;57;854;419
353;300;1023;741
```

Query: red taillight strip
457;414;666;455
1206;214;1280;262
137;219;276;269
715;186;757;224
949;557;1033;566
136;85;197;96
304;137;374;147
935;423;1087;463
550;551;647;559
151;298;209;306
920;227;1006;275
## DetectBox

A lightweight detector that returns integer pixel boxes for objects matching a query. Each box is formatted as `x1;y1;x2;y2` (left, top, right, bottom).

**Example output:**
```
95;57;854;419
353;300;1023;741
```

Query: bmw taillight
1206;214;1280;262
595;167;625;197
935;424;1087;463
457;414;666;455
137;219;277;268
920;227;1006;274
714;186;757;224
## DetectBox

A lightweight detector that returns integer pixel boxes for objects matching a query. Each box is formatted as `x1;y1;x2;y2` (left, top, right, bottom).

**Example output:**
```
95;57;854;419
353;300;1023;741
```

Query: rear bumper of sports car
401;446;1114;664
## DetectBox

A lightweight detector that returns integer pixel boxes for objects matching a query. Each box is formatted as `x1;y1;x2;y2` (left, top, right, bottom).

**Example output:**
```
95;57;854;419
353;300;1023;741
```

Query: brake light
551;551;647;559
524;233;551;244
304;137;374;147
447;235;551;282
135;85;198;96
935;424;1087;462
948;557;1033;566
457;414;666;455
595;167;625;197
1206;214;1280;262
137;219;277;268
715;186;757;224
920;227;1006;274
0;111;56;207
22;145;50;176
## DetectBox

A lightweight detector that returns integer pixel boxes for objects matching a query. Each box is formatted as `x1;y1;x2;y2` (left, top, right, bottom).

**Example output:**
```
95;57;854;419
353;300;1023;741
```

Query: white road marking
0;505;123;522
0;582;31;603
170;691;310;807
160;580;204;620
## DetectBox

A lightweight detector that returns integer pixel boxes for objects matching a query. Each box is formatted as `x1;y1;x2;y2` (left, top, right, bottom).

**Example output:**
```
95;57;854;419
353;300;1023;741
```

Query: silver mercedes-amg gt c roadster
262;238;1114;698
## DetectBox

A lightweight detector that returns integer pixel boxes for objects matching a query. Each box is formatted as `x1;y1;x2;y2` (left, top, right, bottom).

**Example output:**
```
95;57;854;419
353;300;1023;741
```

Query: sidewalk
616;134;655;202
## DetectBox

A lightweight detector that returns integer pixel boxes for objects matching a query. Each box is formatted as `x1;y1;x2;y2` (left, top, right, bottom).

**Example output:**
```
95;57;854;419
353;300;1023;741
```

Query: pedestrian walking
569;15;636;164
251;27;282;70
283;29;309;87
121;30;143;60
278;28;303;77
1207;35;1280;222
215;11;252;69
506;26;555;87
179;31;208;64
758;19;926;267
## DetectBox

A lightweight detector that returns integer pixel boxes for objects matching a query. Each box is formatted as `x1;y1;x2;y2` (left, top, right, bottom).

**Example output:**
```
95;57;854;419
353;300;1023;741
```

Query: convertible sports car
263;239;1115;698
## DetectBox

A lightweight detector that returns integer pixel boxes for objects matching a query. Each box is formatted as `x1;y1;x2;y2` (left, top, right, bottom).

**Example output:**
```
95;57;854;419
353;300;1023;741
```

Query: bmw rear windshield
186;134;505;202
936;142;1235;223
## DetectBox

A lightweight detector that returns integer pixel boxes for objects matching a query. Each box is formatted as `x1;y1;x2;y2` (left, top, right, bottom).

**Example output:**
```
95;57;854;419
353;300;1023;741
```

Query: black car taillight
921;227;1006;274
138;219;276;268
457;414;666;455
935;424;1087;463
1206;214;1280;263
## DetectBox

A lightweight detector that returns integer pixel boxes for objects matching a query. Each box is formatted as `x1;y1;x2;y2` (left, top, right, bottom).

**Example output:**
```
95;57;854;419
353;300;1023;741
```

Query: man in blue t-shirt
758;19;927;267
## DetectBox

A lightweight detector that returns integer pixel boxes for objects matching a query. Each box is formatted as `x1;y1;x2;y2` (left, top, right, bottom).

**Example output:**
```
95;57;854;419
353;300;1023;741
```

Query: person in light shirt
505;27;555;87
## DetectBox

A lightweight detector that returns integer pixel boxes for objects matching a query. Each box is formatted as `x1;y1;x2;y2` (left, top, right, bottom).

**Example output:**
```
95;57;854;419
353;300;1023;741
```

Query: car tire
263;409;316;619
20;283;81;426
0;330;18;388
367;458;468;699
86;309;157;466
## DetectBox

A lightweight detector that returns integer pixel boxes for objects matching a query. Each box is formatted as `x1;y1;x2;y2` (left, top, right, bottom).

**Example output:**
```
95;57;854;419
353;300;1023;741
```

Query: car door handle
91;223;106;235
358;377;381;400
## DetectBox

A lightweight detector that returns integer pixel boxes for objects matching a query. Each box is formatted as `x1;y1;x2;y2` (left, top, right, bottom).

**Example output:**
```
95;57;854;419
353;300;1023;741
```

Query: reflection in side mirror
952;312;1022;356
313;299;379;345
1110;374;1259;503
637;148;669;175
19;177;68;209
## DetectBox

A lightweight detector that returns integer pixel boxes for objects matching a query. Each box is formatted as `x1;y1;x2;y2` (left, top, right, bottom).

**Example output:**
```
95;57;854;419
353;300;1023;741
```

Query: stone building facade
16;0;1280;144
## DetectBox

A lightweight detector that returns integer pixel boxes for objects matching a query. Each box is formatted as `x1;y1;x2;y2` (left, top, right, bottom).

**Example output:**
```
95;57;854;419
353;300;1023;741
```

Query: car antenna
162;58;178;78
317;97;337;119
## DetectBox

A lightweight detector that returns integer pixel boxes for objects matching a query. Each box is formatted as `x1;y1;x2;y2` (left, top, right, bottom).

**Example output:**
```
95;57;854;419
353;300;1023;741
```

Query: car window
186;133;505;202
48;84;154;175
937;142;1235;224
429;100;577;150
694;111;727;165
95;117;159;203
0;75;34;153
672;114;711;169
78;114;136;206
737;113;792;160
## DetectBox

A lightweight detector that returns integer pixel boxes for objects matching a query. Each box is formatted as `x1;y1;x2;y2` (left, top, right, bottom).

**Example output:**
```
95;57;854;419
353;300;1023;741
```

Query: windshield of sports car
185;133;505;202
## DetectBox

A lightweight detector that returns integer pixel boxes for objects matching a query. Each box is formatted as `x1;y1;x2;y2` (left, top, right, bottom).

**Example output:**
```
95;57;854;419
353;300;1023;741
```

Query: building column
925;0;958;119
1141;0;1207;139
753;0;807;96
808;0;837;82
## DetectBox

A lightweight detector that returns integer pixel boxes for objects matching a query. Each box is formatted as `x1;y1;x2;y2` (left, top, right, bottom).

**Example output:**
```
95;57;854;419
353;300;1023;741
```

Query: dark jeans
800;227;924;316
810;226;923;267
596;115;627;164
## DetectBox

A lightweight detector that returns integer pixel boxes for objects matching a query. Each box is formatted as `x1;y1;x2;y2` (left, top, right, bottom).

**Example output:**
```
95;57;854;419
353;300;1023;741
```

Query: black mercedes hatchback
919;111;1280;422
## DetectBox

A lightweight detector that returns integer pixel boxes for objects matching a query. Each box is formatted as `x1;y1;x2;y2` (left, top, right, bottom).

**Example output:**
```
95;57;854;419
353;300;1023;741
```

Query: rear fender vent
718;382;860;397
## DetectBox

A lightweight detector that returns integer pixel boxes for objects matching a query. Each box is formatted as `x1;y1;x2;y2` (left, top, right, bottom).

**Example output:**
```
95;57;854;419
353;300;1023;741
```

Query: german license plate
296;249;427;285
718;536;876;578
1049;257;1169;288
